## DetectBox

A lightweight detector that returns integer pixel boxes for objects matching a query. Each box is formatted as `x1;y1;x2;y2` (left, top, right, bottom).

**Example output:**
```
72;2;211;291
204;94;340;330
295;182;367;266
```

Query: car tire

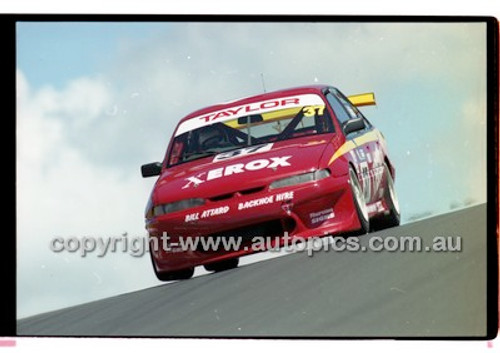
371;163;401;231
349;166;370;235
155;267;195;282
204;258;239;272
149;244;195;281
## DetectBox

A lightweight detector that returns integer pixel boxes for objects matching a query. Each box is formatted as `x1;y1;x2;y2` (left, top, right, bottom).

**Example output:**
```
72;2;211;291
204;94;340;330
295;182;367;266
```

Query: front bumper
147;171;361;272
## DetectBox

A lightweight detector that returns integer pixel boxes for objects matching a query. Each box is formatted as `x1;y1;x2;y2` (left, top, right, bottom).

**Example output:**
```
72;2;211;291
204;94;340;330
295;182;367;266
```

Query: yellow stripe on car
328;140;356;165
353;130;380;146
328;130;381;165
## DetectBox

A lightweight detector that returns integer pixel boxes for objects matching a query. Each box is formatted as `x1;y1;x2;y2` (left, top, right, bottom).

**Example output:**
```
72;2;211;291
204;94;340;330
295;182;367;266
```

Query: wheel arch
384;156;396;179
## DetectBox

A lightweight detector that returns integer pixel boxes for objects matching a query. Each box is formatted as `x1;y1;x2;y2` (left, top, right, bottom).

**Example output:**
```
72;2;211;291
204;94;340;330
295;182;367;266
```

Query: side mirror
141;162;162;178
343;117;366;135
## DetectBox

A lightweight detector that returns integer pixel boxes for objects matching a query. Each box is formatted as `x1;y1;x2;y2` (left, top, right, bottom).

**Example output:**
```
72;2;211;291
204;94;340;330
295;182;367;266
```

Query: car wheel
155;267;195;282
371;163;401;231
349;166;370;234
149;244;195;281
204;258;239;272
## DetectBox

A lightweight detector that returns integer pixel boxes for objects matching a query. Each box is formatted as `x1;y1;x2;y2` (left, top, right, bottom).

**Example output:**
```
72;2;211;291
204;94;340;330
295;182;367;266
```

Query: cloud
16;69;159;318
29;22;485;172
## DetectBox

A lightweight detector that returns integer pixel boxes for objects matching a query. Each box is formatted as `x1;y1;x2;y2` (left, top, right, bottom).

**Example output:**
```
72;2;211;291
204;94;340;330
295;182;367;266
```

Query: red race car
141;85;400;281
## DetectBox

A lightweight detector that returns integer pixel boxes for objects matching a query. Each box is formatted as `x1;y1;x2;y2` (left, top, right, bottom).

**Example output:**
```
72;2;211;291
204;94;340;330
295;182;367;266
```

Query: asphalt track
18;204;488;337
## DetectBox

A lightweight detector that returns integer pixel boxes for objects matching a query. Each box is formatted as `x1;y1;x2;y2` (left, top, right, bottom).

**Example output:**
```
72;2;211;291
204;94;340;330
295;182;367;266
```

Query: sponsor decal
310;208;335;224
185;206;230;223
238;191;294;210
182;173;206;189
184;191;295;222
275;191;294;201
199;98;300;123
366;201;384;214
358;161;371;201
356;148;367;161
349;150;358;163
366;152;372;164
175;94;325;136
182;156;292;189
238;196;274;210
371;148;385;191
213;143;273;162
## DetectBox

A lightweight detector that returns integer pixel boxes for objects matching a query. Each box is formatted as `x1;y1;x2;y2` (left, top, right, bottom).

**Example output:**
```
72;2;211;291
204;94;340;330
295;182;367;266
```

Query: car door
325;88;382;205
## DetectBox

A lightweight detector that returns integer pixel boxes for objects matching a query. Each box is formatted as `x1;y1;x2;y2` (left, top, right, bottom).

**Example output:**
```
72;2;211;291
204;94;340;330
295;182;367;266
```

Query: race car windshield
168;103;334;167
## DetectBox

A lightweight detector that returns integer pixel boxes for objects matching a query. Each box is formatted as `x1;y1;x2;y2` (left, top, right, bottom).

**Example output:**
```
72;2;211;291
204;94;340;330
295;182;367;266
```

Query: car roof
178;84;331;125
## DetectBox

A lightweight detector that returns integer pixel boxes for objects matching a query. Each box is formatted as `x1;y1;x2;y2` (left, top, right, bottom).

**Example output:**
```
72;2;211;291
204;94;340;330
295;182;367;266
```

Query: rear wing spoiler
347;93;376;107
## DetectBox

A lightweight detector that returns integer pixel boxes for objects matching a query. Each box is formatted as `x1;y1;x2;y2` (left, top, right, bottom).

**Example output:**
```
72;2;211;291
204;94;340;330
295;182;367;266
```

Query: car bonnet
152;134;333;204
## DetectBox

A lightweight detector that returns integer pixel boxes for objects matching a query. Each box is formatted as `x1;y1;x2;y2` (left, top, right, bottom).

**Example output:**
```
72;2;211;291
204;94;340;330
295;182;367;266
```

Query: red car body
142;85;400;280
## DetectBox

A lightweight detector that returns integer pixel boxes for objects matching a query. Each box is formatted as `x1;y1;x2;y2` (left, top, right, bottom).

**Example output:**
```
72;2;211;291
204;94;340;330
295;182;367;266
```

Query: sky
16;21;488;318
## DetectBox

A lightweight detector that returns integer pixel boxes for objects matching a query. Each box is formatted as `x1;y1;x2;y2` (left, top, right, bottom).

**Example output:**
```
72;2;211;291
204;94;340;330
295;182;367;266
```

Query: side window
326;92;351;125
328;88;373;131
332;89;359;120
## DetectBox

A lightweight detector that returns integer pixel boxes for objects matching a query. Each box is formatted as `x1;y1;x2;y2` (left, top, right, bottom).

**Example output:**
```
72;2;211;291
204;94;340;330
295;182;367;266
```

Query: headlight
145;198;154;219
269;169;330;189
153;198;205;217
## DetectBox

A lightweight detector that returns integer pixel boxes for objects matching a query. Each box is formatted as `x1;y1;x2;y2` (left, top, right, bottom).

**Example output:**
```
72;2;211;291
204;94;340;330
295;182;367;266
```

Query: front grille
208;192;234;202
196;219;286;254
239;186;266;195
208;185;266;202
